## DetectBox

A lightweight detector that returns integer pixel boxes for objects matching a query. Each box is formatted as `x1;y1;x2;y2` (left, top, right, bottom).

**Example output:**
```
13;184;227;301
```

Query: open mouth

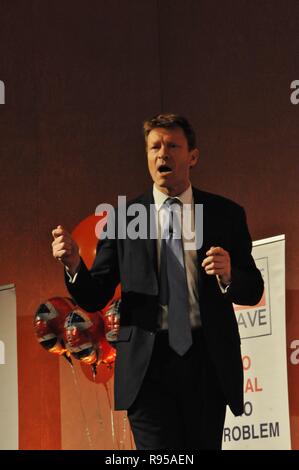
158;165;172;174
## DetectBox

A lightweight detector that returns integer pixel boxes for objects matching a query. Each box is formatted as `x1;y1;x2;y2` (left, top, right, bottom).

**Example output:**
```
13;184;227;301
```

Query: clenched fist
52;225;81;275
201;246;231;286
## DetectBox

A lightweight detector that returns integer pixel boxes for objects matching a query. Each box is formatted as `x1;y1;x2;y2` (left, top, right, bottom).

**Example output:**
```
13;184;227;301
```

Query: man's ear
189;148;199;168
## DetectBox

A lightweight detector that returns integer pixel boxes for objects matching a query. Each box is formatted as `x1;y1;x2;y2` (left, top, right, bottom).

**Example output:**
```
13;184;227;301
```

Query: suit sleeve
65;232;120;312
226;205;264;306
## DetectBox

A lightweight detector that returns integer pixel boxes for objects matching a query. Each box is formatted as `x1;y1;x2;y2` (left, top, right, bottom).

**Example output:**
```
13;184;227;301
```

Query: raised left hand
201;246;231;285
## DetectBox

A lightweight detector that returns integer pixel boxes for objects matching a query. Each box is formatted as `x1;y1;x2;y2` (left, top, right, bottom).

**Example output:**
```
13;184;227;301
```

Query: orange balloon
71;214;107;269
71;213;121;308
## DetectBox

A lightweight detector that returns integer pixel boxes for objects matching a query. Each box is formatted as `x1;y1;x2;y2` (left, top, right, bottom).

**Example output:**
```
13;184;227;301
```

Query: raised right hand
52;225;81;275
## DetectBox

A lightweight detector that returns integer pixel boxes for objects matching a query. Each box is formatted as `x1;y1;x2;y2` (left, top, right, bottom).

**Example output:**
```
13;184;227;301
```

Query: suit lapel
125;189;159;296
141;189;158;277
192;188;205;297
193;187;215;297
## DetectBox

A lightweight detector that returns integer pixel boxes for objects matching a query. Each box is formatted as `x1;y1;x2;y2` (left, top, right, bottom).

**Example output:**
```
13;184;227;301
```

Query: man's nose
157;144;169;159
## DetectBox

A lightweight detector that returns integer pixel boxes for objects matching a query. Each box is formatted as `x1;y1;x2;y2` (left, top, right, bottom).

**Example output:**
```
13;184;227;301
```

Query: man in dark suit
52;114;264;449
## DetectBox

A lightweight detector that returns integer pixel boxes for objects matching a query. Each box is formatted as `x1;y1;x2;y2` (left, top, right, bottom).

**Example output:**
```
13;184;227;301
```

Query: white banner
0;284;18;450
223;235;291;449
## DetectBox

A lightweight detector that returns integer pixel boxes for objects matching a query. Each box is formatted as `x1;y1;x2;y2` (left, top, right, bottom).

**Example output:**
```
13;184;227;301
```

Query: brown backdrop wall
0;0;298;449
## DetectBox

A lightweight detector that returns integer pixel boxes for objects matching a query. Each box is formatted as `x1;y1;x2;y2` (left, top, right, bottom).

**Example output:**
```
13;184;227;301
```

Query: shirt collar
153;184;193;211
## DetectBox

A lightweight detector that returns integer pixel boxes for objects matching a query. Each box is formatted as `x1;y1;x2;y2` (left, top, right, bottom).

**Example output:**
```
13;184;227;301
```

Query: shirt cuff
216;275;231;294
65;265;79;284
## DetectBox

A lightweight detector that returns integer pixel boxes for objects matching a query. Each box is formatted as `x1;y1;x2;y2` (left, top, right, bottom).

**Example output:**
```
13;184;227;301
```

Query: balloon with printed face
103;299;121;343
34;297;75;362
100;297;121;366
76;299;121;383
63;307;105;371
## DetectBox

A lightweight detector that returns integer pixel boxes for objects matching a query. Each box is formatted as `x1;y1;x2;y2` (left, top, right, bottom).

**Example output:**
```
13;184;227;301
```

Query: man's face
147;127;199;196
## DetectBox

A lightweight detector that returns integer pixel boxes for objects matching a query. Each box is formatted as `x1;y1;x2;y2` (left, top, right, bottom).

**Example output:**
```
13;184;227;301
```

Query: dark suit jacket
66;187;264;416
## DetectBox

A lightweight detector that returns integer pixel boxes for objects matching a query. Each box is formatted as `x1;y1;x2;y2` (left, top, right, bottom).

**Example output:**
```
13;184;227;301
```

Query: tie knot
162;198;182;238
164;197;182;209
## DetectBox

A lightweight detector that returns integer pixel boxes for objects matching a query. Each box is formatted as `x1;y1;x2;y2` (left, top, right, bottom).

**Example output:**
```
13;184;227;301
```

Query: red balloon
79;333;116;384
100;338;117;366
34;297;75;358
80;359;114;385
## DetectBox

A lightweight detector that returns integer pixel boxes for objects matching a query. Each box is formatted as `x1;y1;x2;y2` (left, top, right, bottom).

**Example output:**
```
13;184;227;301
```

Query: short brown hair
143;113;197;150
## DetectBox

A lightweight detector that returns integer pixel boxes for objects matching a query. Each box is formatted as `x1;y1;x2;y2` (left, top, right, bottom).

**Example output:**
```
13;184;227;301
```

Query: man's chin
155;173;173;186
155;179;171;190
153;180;175;195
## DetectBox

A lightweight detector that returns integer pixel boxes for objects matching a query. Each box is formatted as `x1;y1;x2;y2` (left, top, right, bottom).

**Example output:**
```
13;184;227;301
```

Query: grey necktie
159;198;193;355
